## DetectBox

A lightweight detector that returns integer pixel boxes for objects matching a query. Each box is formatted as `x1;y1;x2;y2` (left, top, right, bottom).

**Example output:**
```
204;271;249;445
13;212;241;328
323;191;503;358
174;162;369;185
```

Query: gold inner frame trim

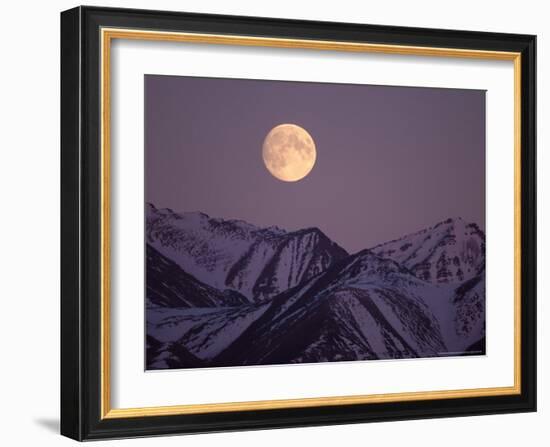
100;27;522;419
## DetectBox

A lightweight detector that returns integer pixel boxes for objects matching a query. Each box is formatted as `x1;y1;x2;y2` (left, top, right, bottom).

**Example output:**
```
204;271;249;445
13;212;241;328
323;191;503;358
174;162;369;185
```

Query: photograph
144;75;487;370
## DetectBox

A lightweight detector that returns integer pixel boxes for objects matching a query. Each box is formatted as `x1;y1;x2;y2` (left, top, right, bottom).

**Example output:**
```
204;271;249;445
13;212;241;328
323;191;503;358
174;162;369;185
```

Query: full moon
262;124;316;182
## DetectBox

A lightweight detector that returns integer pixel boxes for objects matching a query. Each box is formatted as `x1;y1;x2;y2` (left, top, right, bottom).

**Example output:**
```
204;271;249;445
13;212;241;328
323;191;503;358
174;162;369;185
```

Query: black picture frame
61;5;536;441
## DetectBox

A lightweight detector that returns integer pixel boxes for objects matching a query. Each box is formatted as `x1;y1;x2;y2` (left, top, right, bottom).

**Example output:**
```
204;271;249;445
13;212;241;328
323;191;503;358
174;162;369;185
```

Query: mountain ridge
145;203;486;369
146;202;348;302
370;217;485;284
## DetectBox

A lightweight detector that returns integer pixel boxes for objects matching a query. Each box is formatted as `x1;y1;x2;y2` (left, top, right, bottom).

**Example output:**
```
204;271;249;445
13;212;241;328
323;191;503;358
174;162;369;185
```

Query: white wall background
0;0;546;445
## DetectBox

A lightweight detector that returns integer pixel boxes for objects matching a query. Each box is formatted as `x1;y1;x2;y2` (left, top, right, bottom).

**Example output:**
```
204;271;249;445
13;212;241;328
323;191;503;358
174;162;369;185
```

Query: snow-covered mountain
146;303;270;369
148;250;484;368
147;203;348;302
371;217;485;284
213;250;447;366
146;244;249;308
146;206;486;369
451;271;485;348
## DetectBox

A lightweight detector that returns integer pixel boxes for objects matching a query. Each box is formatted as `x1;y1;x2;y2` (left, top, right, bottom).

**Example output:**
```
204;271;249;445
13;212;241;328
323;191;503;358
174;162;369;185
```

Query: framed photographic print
60;6;536;441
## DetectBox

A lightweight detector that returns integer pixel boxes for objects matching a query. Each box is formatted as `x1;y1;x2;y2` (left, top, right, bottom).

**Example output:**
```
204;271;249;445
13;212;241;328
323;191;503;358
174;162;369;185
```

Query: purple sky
145;75;485;253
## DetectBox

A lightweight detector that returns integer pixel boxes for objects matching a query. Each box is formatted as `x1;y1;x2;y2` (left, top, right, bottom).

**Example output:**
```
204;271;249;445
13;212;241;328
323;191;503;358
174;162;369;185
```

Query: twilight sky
145;75;485;253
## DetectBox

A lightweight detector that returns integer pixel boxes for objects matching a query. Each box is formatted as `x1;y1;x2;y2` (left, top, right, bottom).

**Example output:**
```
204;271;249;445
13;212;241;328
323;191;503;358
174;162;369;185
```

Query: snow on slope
211;250;447;367
371;217;485;284
146;203;348;302
146;244;249;307
147;303;270;366
146;211;486;369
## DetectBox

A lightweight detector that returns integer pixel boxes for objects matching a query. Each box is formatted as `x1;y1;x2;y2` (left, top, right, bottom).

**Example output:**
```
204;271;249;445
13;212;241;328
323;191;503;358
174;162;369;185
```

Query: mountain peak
371;217;484;284
432;216;465;229
146;203;348;302
292;226;324;239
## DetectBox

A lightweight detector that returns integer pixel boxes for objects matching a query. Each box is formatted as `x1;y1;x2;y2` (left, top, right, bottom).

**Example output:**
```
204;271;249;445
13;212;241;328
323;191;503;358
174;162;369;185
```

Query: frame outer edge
521;34;537;411
60;6;84;441
62;6;537;440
